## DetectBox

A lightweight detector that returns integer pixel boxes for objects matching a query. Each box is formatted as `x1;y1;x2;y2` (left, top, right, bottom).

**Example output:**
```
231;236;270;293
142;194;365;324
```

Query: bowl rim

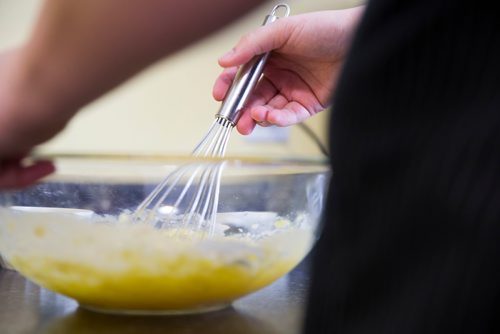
33;152;329;166
26;153;330;184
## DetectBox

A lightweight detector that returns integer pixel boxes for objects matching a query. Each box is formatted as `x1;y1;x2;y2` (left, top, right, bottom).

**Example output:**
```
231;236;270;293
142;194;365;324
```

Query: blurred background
0;0;362;160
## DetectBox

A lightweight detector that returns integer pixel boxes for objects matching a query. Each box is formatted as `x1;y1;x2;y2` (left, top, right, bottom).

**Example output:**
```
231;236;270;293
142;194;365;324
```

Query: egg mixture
0;208;313;313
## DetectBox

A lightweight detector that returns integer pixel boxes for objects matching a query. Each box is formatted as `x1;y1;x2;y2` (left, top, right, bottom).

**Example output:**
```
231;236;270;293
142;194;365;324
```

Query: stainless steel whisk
192;3;290;159
133;4;290;236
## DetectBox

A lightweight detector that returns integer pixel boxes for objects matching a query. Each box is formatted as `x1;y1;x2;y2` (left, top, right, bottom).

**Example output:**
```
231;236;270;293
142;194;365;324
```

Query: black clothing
304;0;500;333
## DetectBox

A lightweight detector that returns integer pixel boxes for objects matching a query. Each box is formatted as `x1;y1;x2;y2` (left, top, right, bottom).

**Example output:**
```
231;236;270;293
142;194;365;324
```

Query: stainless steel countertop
0;256;311;334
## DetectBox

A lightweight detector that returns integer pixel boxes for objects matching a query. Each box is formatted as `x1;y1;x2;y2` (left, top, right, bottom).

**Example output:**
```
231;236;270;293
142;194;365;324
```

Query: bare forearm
20;0;265;120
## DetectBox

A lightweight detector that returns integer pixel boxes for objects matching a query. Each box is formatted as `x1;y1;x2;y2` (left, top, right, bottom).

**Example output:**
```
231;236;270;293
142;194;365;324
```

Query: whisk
133;4;291;236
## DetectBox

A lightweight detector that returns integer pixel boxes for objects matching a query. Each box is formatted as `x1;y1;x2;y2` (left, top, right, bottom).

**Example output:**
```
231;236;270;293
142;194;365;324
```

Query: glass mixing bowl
0;155;329;315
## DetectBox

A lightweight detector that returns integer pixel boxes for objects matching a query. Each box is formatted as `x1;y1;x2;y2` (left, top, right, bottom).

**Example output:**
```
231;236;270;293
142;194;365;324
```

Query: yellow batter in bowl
0;208;313;314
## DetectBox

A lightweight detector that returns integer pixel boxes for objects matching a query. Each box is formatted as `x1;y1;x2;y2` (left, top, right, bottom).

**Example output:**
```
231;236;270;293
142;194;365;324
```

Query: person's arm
212;6;364;135
0;0;264;188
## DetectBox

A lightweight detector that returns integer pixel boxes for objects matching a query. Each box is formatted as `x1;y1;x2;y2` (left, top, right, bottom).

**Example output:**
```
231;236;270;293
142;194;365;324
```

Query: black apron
304;0;500;333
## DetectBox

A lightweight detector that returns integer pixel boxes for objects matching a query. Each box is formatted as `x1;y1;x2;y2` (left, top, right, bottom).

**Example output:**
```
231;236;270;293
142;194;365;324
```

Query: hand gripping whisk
133;4;291;236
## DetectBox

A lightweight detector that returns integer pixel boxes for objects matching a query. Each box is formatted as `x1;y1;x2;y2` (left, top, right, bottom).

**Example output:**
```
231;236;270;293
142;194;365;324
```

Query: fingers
218;21;289;68
252;102;312;126
234;73;316;134
236;96;314;135
0;158;55;190
213;20;288;101
236;111;257;135
248;76;314;127
234;77;278;135
212;67;239;101
236;102;313;135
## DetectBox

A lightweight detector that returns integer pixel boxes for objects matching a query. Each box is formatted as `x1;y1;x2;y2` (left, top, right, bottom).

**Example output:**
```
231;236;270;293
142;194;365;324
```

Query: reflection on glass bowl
0;155;329;315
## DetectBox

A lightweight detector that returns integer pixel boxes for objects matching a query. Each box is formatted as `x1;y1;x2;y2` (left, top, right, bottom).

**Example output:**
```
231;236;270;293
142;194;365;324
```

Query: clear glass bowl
0;155;329;315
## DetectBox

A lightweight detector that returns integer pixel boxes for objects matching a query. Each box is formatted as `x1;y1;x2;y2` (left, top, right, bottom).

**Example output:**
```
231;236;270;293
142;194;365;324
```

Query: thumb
218;20;290;68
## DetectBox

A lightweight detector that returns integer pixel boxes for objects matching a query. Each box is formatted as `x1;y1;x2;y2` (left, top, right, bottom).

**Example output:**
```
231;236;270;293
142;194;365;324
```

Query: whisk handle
215;4;290;126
